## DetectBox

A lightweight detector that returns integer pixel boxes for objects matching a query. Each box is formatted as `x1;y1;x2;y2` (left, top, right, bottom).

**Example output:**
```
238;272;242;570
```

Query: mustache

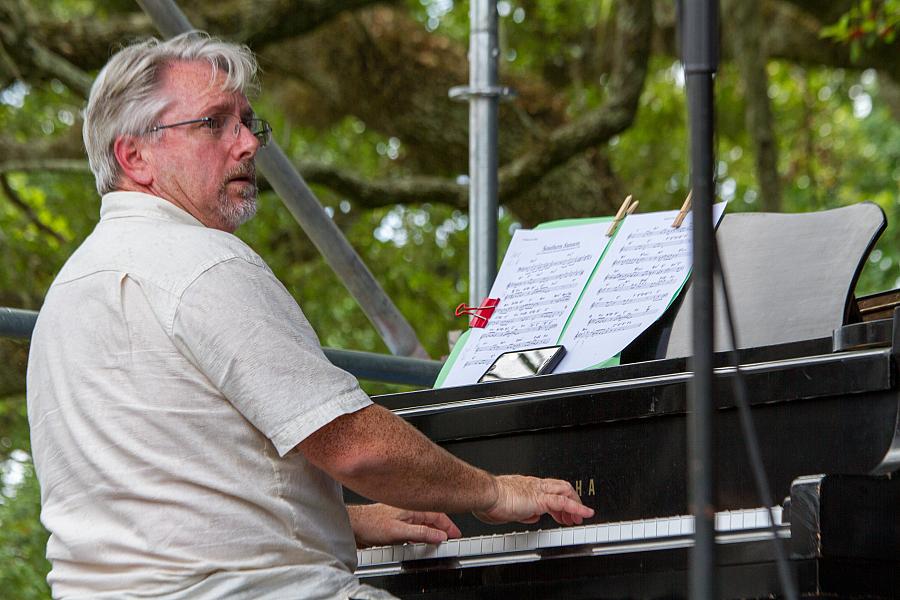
223;162;257;186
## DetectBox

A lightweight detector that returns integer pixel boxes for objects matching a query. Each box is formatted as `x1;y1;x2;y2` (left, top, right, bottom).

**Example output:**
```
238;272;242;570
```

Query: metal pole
681;1;719;599
0;308;442;385
136;0;427;358
467;0;499;306
0;307;40;338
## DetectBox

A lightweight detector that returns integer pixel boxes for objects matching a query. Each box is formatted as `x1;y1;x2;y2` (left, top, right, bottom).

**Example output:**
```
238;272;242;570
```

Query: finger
543;494;594;525
415;511;462;539
390;521;450;545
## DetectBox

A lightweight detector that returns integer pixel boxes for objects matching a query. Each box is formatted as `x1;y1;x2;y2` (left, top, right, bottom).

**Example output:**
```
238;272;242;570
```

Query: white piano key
644;520;657;538
715;511;728;531
549;529;562;547
752;509;765;528
681;516;694;535
772;506;783;525
619;522;633;541
585;524;598;544
573;526;586;545
480;536;492;554
477;536;490;555
459;538;472;556
538;529;553;548
527;531;540;549
596;524;610;543
561;528;574;546
632;522;645;539
514;531;528;550
658;518;671;537
609;523;621;542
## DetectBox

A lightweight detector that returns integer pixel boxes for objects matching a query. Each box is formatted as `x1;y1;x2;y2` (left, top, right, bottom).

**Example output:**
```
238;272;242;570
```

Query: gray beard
218;184;257;231
218;162;258;230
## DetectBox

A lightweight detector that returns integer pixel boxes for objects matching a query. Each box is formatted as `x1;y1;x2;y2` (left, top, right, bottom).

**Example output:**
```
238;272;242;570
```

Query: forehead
158;60;250;115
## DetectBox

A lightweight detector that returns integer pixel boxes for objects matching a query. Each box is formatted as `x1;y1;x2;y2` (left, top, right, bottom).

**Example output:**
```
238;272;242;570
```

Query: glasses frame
148;114;272;147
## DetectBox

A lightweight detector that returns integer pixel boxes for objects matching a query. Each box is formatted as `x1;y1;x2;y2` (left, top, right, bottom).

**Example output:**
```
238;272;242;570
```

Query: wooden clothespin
671;190;693;228
606;195;636;237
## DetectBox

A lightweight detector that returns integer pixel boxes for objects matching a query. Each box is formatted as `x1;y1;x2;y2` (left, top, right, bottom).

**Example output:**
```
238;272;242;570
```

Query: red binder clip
455;297;500;328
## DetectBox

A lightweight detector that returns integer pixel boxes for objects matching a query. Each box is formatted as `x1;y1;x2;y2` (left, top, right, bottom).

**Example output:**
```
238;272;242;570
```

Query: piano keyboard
356;506;785;577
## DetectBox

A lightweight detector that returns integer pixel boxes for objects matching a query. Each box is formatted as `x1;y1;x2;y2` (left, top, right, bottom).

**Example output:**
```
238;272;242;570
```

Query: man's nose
233;123;260;161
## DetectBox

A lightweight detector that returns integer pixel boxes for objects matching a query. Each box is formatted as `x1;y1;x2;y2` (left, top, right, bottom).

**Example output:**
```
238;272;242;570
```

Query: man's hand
347;503;462;548
473;475;595;526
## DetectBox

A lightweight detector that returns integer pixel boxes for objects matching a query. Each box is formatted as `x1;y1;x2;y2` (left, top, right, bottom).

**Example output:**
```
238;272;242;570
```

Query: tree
1;1;899;595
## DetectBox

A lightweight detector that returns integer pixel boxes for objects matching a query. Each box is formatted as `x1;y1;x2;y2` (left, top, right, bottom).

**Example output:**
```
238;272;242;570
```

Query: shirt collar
99;191;205;228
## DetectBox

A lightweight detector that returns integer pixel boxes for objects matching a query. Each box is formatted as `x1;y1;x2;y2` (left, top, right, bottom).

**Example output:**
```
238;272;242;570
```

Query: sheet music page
555;203;726;372
438;223;609;388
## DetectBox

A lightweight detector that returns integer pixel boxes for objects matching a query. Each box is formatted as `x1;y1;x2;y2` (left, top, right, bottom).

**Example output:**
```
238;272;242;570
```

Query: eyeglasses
148;113;272;147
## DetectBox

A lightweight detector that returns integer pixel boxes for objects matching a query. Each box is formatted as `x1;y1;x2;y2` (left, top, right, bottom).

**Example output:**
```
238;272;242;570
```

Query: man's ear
113;135;153;187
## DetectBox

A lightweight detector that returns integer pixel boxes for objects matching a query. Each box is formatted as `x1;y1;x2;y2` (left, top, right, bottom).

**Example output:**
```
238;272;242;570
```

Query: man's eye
203;117;225;130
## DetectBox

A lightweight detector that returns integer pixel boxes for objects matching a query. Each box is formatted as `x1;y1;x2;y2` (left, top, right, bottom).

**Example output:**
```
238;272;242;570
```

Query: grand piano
349;206;900;598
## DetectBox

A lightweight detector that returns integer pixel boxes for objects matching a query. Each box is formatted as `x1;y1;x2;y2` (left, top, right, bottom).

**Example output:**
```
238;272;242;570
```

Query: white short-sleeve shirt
26;192;390;599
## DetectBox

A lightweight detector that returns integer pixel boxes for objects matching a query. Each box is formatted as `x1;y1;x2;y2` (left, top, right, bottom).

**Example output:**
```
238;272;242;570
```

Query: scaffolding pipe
458;0;500;306
136;0;427;359
0;309;441;386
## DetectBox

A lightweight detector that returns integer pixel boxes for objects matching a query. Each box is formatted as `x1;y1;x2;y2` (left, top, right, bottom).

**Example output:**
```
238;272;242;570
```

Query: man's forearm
300;404;499;514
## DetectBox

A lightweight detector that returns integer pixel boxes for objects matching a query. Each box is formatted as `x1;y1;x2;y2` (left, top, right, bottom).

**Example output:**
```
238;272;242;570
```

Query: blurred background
1;0;898;594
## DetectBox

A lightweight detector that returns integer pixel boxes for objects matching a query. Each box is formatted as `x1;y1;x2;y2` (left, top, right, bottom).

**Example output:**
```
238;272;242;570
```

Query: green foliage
1;1;900;594
0;458;51;600
821;0;900;62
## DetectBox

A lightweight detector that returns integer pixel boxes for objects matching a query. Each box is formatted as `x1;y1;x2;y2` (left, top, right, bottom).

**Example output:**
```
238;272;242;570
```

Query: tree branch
299;161;465;208
0;127;86;164
0;174;68;243
0;158;90;175
21;0;393;75
498;0;652;201
723;0;782;212
0;0;92;96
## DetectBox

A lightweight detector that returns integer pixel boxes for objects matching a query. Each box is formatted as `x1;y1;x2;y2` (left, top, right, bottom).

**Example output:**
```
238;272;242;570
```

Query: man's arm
298;404;593;526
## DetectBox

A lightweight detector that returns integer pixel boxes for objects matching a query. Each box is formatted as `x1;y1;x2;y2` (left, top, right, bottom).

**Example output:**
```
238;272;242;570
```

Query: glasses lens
249;119;271;147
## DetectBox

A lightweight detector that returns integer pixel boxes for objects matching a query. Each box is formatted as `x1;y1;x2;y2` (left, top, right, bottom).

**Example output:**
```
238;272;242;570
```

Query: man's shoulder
54;217;268;296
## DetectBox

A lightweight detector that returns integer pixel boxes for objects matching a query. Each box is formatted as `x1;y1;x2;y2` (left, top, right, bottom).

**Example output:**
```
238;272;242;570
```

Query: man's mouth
225;163;257;187
228;174;255;185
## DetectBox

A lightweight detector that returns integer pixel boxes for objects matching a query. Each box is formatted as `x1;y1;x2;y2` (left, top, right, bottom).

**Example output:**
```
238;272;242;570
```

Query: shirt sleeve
171;257;372;456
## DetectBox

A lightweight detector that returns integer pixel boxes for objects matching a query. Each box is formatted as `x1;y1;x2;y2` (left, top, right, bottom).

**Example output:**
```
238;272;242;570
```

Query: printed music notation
438;222;610;388
555;203;726;372
435;204;726;388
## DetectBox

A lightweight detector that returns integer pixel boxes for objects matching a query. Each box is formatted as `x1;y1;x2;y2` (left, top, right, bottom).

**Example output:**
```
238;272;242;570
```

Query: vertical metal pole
468;0;500;306
135;0;427;358
681;1;719;599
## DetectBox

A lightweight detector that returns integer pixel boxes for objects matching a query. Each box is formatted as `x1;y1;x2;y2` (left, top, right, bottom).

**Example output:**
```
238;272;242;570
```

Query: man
26;32;593;599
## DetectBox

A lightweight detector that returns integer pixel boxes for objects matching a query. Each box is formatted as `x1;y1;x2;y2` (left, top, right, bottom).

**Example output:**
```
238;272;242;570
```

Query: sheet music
555;203;726;372
438;223;609;388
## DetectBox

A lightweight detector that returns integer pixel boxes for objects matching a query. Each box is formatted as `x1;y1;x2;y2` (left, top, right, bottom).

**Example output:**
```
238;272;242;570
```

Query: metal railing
1;308;442;386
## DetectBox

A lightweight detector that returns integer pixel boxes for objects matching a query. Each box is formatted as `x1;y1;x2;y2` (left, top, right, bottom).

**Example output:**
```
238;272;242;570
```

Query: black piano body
349;312;900;598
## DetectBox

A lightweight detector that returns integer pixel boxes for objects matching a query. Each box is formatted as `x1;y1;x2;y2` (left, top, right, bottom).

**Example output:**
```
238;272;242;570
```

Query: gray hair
83;31;259;195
